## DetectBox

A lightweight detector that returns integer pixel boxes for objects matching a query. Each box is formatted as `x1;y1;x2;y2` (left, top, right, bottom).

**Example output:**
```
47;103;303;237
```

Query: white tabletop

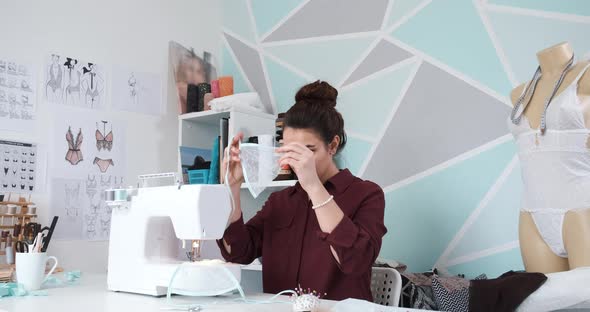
0;273;337;312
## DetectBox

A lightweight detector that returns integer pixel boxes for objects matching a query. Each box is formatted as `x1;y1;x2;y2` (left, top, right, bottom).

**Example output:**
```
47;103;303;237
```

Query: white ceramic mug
16;252;58;291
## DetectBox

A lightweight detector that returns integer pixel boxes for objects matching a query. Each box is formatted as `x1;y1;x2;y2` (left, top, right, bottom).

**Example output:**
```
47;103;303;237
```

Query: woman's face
282;127;336;179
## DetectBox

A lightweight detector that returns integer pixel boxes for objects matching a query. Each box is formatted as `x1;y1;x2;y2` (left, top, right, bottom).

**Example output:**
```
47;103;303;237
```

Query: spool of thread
0;205;7;214
6;205;16;215
5;236;13;264
20;206;28;215
218;76;234;97
204;93;214;111
104;189;115;202
211;79;220;98
114;189;127;201
27;205;36;215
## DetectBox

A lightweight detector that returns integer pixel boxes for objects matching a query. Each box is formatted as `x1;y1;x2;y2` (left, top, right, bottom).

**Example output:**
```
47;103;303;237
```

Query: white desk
0;273;337;312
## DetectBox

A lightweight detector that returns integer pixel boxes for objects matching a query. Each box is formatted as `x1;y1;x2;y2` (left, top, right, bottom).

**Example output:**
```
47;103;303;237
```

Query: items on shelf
187;82;211;113
218;76;234;97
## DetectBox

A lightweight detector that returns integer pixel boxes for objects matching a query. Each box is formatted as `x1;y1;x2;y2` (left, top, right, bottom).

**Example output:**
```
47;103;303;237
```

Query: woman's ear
329;135;340;155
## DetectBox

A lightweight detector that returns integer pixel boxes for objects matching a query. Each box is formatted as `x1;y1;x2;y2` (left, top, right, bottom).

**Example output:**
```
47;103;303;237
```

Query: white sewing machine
105;174;241;296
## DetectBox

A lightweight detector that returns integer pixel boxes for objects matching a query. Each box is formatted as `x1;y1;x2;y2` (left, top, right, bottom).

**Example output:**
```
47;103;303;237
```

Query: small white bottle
5;235;14;264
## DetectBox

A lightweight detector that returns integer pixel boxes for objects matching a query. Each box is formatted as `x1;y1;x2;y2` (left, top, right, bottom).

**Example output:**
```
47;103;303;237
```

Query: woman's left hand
277;143;322;193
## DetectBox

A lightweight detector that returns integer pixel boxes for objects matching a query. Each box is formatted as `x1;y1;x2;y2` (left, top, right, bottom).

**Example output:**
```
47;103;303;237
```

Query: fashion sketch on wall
111;66;162;115
168;41;217;114
45;54;106;109
0;57;36;132
0;139;38;194
50;175;122;241
50;111;126;241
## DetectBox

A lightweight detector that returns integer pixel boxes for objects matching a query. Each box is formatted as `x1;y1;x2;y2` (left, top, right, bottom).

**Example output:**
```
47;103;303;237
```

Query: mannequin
510;42;590;273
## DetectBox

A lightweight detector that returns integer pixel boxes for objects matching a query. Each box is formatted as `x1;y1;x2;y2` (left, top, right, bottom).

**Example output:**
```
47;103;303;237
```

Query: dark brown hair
284;80;347;154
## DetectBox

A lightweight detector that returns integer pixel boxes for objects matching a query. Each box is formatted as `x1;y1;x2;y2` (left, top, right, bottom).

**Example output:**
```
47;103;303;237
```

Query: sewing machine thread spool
114;189;127;201
6;205;16;215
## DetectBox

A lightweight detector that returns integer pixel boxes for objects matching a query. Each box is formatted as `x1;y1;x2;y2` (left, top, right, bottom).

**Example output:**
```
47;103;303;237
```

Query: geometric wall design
220;0;590;277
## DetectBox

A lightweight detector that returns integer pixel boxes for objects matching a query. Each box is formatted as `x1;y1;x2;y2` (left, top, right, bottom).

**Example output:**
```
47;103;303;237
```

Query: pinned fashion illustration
82;63;104;108
94;157;114;173
64;58;81;106
46;54;63;102
128;72;138;105
65;126;83;165
96;121;113;151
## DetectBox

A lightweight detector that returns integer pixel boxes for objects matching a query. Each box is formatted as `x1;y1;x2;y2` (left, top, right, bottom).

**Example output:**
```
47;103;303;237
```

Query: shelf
241;264;262;271
178;107;275;125
240;180;297;189
0;214;37;218
0;201;34;206
179;110;230;125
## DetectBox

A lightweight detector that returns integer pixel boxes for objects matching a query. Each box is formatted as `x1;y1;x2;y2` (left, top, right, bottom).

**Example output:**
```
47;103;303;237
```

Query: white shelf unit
178;107;294;276
178;107;277;174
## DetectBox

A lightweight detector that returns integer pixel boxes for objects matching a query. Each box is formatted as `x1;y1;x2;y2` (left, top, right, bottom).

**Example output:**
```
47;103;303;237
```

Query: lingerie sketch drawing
85;214;97;239
18;64;27;76
46;54;63;102
20;79;32;93
86;174;97;199
0;60;5;73
64;58;81;106
100;215;111;237
96;121;113;151
65;127;83;165
7;62;17;75
100;175;112;187
82;63;103;108
94;157;114;173
64;182;81;217
128;72;138;104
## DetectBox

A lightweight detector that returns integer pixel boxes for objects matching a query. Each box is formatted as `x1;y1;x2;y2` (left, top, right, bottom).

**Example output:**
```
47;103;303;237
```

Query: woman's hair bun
295;80;338;107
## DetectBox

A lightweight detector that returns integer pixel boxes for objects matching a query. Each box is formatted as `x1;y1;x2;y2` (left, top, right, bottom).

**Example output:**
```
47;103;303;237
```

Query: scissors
15;240;30;253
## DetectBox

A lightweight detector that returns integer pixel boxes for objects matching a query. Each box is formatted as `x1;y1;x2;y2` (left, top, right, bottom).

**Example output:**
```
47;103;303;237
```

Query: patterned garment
400;274;438;310
432;277;469;312
431;274;487;312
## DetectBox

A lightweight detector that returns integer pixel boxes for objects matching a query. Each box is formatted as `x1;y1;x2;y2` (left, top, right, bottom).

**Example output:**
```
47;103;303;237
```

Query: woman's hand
277;143;322;193
222;132;244;189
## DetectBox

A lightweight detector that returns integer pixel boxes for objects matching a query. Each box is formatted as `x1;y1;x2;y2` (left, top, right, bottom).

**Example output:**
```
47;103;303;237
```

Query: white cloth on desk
331;299;428;312
517;267;590;312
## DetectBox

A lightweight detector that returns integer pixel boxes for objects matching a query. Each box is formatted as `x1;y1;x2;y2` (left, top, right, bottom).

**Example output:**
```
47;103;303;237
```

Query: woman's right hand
221;132;244;189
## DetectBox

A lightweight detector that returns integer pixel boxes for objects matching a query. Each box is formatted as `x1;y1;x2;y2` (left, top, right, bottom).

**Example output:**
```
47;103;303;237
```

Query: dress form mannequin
510;42;590;273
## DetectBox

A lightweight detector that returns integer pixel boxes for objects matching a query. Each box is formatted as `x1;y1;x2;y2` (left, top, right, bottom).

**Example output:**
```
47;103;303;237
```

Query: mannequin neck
536;42;574;75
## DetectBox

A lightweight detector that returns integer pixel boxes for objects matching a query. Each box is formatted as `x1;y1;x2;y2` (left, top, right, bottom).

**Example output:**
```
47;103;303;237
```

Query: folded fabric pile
400;270;547;312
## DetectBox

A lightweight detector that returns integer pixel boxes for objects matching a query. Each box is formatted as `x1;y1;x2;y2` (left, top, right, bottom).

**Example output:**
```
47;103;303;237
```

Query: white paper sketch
111;66;162;115
50;111;125;241
51;178;84;240
64;58;82;106
45;54;106;110
0;140;38;194
51;174;122;241
0;56;36;132
52;111;126;179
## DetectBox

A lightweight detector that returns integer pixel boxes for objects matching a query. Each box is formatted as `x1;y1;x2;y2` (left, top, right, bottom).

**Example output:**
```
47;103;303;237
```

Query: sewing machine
105;174;241;296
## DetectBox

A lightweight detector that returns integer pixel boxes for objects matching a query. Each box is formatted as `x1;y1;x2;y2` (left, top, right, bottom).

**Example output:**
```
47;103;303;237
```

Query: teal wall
220;0;590;277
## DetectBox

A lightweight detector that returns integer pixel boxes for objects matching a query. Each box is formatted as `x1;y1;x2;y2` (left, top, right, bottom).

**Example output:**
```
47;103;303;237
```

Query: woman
217;81;387;301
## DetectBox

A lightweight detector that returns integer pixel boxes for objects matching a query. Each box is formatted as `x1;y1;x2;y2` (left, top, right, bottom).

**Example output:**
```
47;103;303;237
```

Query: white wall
0;0;221;273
